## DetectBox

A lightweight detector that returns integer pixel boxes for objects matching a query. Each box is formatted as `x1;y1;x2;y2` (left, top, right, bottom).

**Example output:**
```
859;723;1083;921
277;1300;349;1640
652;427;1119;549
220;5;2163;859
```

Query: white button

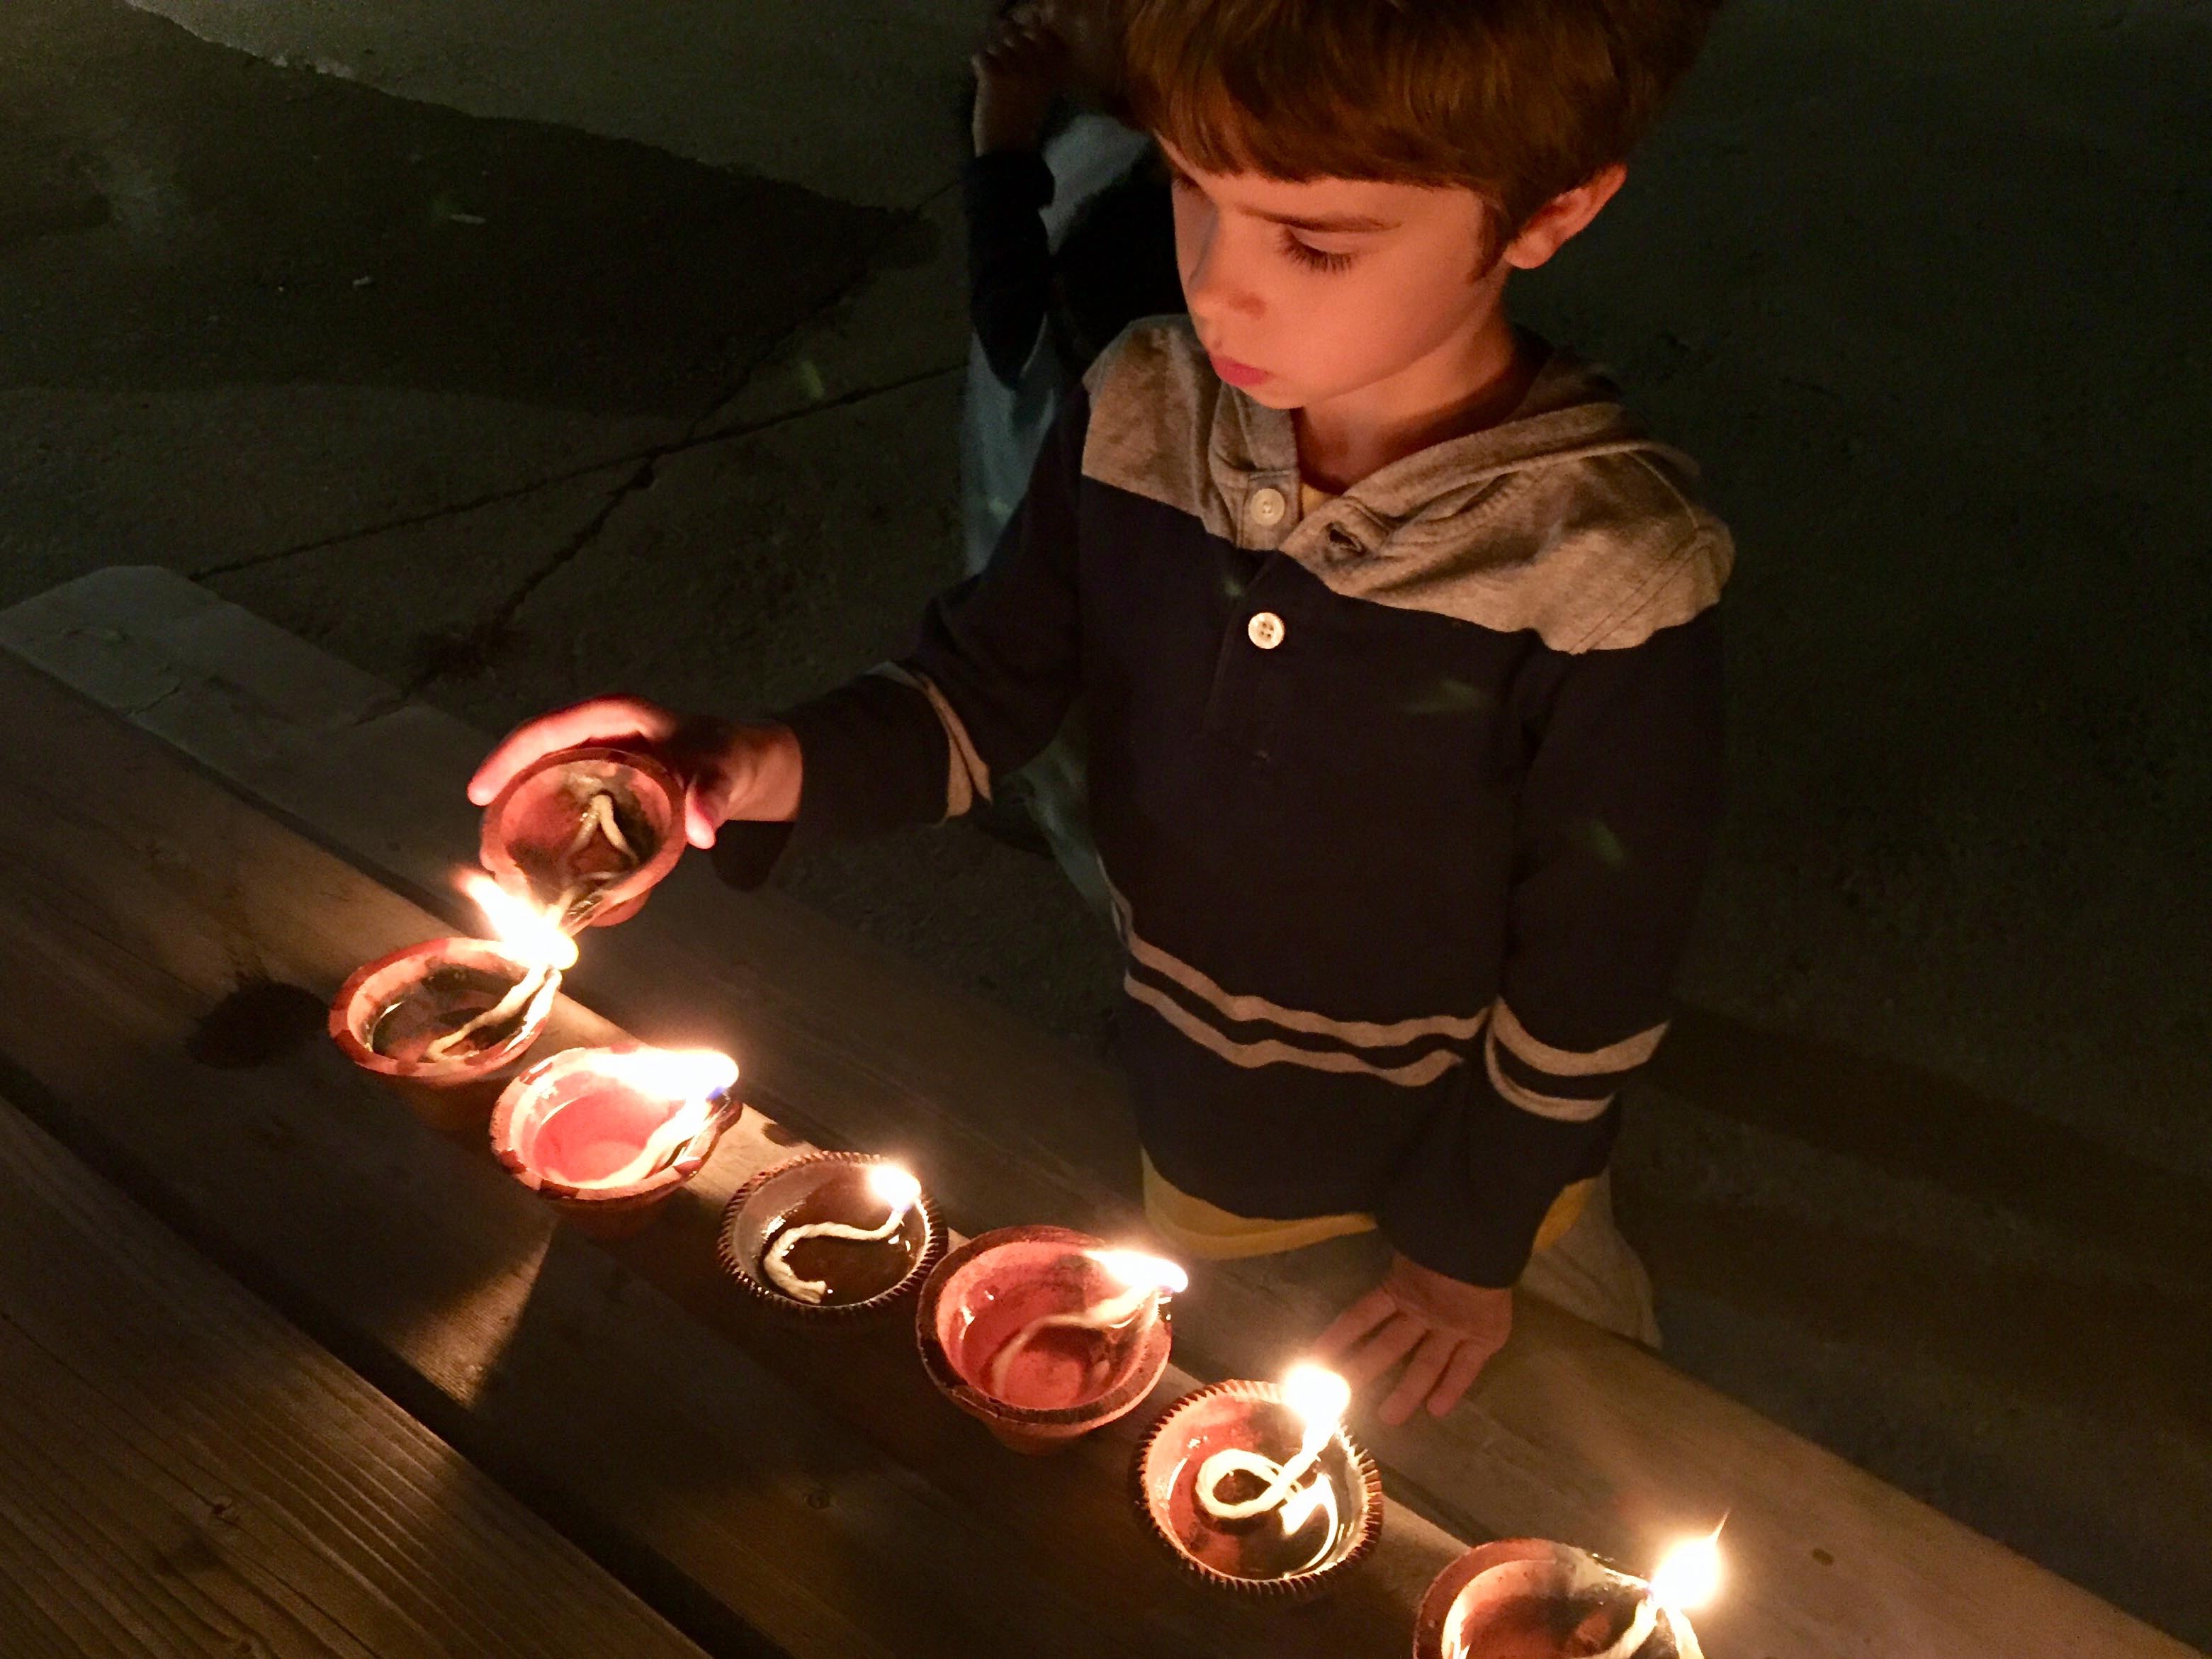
1248;487;1286;527
1247;611;1286;650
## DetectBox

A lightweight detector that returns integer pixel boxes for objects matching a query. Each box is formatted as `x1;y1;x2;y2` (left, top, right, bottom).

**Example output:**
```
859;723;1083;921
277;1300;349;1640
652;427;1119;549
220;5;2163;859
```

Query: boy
470;0;1731;1425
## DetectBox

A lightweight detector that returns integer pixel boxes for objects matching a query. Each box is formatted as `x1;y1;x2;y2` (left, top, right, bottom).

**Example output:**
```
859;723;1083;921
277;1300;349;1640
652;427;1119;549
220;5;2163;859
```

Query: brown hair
1118;0;1722;244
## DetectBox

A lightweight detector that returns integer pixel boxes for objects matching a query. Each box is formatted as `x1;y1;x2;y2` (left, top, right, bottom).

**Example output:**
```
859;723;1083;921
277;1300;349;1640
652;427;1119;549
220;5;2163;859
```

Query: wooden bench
0;1094;709;1659
0;566;2189;1659
0;627;1456;1657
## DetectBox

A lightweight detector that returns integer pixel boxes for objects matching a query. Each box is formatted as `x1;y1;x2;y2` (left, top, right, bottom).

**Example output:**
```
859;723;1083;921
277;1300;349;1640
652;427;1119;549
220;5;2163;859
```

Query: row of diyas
325;743;1730;1643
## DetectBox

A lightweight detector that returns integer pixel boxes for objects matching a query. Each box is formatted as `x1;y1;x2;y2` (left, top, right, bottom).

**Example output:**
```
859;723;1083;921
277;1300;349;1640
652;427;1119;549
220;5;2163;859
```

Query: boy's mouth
1208;352;1272;388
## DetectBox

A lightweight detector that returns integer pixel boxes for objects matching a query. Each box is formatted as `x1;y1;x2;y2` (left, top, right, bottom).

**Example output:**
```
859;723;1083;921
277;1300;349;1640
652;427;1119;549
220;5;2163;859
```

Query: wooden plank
0;1098;713;1659
0;643;1460;1658
1;567;2193;1659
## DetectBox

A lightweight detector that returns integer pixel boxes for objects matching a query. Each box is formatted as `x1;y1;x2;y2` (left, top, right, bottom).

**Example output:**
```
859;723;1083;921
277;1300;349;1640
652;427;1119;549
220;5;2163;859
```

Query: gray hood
1083;315;1732;653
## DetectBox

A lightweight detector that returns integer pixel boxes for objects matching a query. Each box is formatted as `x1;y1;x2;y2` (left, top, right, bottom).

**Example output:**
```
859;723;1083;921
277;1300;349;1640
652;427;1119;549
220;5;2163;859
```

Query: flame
1090;1249;1188;1296
461;870;578;970
1282;1362;1351;1431
552;1049;738;1190
607;1045;739;1104
865;1162;922;1212
1651;1522;1725;1612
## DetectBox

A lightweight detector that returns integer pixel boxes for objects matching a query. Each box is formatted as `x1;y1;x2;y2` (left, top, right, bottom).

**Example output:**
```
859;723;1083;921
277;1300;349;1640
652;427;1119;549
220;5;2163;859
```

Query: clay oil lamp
478;744;685;931
716;1153;944;1324
915;1226;1183;1453
1132;1363;1383;1602
490;1044;742;1237
1412;1529;1720;1659
329;872;575;1128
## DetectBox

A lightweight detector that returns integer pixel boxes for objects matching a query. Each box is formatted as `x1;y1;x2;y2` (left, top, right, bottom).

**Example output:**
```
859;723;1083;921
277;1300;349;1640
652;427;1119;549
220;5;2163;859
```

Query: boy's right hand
970;4;1073;154
467;695;803;850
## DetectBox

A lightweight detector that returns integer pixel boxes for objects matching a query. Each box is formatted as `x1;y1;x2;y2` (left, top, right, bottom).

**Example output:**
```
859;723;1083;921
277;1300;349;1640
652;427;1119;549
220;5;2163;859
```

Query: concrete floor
4;0;2208;1642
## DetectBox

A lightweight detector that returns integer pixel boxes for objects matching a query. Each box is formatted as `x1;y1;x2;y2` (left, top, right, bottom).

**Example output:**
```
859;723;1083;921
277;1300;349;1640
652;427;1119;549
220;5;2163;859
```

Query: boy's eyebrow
1251;203;1399;234
1155;150;1400;234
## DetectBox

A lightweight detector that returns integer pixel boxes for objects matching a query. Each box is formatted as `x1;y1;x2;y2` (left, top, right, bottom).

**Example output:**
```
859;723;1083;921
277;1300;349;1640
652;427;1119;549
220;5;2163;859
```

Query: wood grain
0;641;1457;1658
0;1096;711;1659
0;567;2194;1659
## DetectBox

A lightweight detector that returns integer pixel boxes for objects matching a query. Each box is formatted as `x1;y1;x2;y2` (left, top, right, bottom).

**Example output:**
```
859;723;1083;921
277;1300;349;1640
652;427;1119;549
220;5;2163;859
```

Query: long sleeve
715;377;1090;886
962;150;1056;389
1377;607;1726;1287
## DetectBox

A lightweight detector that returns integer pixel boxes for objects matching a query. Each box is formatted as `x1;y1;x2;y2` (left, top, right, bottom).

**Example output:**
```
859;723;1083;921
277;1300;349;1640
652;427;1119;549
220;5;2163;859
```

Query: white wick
1585;1594;1661;1659
1195;1364;1350;1529
984;1250;1185;1398
1580;1522;1724;1659
551;792;643;928
760;1165;922;1303
568;790;636;861
547;1049;740;1191
422;960;559;1062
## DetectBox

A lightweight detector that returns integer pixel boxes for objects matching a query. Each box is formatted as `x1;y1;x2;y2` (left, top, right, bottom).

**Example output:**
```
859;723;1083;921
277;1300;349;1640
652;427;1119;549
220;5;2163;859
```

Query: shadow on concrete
0;0;916;415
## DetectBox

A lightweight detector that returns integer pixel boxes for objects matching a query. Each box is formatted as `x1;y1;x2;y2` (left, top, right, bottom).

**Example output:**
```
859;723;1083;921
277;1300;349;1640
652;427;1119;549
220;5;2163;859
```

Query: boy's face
1154;135;1508;414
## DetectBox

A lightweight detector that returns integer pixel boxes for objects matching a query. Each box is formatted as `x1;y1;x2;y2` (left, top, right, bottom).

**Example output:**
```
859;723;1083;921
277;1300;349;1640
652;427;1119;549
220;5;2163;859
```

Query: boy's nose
1180;226;1258;330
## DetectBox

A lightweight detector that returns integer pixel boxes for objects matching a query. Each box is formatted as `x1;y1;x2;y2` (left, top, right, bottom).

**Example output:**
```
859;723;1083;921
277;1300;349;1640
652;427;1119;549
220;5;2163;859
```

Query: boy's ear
1501;164;1629;271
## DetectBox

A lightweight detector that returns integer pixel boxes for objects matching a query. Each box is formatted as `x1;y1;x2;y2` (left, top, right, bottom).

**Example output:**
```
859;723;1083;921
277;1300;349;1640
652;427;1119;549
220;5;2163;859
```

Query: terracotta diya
717;1152;944;1322
1132;1366;1382;1602
479;744;685;930
1412;1536;1715;1659
329;872;574;1129
915;1225;1182;1453
490;1043;741;1237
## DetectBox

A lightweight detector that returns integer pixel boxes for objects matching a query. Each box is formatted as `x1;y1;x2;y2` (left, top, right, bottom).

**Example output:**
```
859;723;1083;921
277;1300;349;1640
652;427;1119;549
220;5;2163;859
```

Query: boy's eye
1162;159;1355;274
1280;232;1355;274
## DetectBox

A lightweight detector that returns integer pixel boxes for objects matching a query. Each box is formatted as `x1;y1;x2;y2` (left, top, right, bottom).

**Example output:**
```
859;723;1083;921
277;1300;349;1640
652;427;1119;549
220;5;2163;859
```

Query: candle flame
551;1048;739;1191
1651;1522;1725;1612
865;1162;922;1211
1282;1362;1351;1432
1090;1249;1187;1296
461;870;579;970
608;1045;740;1104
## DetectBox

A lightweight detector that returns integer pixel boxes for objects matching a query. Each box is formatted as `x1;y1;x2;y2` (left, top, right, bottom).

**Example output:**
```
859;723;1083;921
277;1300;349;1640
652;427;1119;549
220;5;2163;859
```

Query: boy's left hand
1314;1253;1512;1425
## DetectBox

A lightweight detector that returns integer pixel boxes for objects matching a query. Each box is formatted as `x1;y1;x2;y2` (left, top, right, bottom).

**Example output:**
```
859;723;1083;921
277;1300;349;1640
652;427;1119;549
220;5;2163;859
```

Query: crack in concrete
188;460;641;580
390;354;967;696
187;356;964;587
393;450;655;697
193;169;966;593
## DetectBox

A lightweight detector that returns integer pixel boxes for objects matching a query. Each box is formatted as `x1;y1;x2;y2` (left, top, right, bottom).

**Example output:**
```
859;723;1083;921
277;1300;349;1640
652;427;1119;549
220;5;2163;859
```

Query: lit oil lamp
490;1044;741;1237
1412;1527;1721;1659
329;872;576;1127
478;745;685;931
915;1226;1182;1453
1132;1364;1382;1602
717;1152;944;1322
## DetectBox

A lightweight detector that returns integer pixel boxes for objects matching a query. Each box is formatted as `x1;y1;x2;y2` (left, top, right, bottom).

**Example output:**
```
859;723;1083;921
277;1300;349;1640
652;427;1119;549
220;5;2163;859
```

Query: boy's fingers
1378;1329;1458;1427
467;697;679;804
1311;1286;1398;1361
684;790;723;850
1427;1344;1494;1418
682;759;743;849
1337;1312;1426;1393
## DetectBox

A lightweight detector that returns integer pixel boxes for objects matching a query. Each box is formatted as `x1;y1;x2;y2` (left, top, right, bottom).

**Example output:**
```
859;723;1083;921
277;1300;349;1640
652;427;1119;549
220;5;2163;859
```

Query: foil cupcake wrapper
1129;1378;1384;1604
718;1151;944;1324
1413;1539;1706;1659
